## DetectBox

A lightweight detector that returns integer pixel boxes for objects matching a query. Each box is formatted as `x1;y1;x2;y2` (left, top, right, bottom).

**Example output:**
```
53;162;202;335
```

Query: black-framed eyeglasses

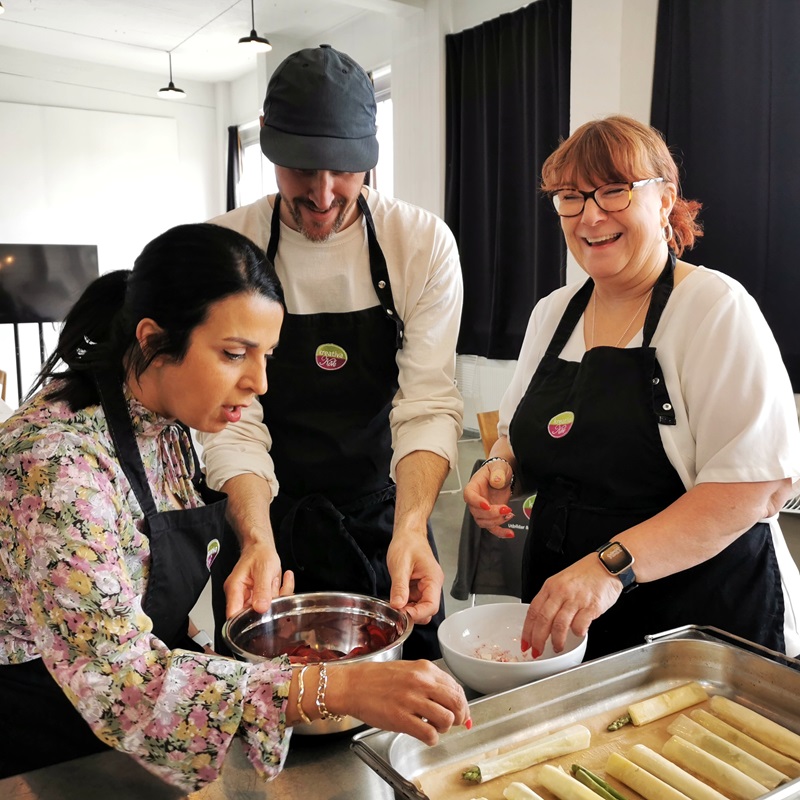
550;178;665;217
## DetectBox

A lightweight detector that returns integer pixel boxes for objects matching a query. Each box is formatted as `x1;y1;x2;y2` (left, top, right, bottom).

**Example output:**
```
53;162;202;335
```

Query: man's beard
287;197;349;242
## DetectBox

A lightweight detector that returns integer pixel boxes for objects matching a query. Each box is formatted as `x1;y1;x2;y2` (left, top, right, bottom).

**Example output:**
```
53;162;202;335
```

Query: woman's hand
521;553;622;657
326;660;471;746
463;460;516;539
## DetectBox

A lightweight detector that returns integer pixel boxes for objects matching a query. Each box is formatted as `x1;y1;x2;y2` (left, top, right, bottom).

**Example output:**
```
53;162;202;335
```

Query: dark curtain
445;0;571;360
226;125;242;212
652;0;800;388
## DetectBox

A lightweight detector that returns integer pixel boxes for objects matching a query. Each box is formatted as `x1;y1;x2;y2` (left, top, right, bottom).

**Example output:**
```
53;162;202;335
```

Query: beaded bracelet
480;456;517;492
295;665;312;724
315;663;343;722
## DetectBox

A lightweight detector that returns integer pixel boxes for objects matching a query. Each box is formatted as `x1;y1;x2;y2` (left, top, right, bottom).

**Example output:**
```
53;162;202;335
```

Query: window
237;120;278;207
370;65;393;197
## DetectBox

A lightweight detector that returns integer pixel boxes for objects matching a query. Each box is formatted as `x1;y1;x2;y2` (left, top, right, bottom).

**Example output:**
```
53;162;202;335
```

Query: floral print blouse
0;384;293;791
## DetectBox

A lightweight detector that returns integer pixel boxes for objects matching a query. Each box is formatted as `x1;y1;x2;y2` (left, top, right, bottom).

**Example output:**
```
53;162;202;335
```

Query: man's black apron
0;374;231;778
509;253;784;660
256;194;444;660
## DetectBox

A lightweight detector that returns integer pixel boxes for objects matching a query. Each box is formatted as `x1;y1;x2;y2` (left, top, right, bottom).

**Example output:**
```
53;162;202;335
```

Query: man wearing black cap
201;45;463;659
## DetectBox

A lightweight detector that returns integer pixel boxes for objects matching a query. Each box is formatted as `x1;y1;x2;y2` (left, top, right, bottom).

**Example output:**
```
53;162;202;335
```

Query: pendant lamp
157;52;186;99
239;0;272;53
0;4;5;14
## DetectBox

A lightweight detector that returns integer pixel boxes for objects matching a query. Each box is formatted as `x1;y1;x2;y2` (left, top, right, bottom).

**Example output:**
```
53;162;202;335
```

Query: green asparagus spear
607;713;631;732
571;765;630;800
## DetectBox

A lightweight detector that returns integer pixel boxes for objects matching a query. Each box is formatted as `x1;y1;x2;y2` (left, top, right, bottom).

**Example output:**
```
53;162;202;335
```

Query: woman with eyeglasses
0;223;469;786
464;115;800;661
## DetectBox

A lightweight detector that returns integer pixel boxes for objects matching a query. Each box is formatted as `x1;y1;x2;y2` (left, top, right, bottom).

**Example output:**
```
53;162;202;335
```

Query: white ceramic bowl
437;602;587;695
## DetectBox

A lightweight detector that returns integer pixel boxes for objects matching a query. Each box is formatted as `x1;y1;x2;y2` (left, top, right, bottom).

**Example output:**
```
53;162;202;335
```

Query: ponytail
29;270;134;407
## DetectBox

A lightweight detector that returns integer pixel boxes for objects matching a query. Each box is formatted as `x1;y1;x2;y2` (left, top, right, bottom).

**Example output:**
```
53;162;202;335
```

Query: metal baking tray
352;626;800;800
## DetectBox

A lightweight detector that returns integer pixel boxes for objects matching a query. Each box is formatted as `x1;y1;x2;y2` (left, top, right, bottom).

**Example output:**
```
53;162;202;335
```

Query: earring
663;221;673;243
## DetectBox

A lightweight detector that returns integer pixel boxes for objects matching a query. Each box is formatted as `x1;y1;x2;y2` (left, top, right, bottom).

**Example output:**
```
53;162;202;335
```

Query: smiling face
135;291;284;432
275;166;365;242
560;176;676;284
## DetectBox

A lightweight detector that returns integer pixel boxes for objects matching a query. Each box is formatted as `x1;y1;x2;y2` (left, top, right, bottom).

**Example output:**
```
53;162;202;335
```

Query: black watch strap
616;566;638;592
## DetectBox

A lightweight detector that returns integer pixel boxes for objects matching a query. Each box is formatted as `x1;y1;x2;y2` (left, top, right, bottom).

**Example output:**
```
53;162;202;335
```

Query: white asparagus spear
709;695;800;761
667;713;788;788
461;724;591;783
662;735;767;800
628;682;709;727
504;782;546;800
690;708;800;779
625;743;728;800
606;751;692;800
538;765;605;800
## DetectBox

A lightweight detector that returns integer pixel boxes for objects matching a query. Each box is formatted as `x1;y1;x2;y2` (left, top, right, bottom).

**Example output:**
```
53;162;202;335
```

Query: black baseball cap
260;44;379;173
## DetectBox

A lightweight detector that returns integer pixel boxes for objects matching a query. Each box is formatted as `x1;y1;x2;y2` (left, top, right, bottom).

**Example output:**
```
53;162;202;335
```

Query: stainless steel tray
352;626;800;800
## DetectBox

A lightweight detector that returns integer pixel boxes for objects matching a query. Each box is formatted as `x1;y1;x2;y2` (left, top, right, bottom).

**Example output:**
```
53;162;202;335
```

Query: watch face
600;542;633;574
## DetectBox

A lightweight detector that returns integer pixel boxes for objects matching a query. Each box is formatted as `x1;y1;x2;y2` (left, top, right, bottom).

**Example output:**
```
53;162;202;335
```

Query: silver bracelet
315;663;343;722
480;456;517;491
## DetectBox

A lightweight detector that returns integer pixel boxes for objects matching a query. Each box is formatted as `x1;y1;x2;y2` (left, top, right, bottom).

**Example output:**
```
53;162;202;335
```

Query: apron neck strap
544;249;676;356
641;250;676;346
93;372;159;518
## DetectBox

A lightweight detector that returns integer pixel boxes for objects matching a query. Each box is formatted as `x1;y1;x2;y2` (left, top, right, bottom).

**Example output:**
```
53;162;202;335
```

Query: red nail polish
521;639;529;652
465;718;473;730
500;506;512;515
480;500;490;511
531;648;541;659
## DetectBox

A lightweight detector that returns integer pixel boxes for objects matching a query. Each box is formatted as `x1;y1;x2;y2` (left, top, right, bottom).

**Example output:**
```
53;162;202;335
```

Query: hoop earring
663;221;673;243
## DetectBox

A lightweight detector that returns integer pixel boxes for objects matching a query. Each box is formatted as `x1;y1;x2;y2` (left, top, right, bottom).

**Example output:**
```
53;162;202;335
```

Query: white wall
0;45;220;404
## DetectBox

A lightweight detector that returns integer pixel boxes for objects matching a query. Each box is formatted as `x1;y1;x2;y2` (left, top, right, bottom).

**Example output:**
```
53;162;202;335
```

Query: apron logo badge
315;343;348;371
206;539;221;571
522;493;537;519
548;411;574;439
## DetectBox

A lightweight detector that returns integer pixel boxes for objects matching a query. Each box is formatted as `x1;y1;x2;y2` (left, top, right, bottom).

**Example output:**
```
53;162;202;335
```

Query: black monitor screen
0;243;99;324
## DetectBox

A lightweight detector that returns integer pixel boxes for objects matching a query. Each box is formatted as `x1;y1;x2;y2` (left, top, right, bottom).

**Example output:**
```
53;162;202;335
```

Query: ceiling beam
334;0;424;16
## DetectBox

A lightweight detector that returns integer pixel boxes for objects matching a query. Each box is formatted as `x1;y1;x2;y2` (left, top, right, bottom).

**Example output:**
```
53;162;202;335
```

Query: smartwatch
596;541;637;592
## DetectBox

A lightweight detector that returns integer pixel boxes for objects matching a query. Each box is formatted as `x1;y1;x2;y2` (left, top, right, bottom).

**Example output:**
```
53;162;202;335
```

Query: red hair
541;115;703;256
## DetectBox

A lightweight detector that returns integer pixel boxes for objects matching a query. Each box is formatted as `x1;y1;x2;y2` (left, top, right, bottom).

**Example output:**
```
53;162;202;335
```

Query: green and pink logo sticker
315;343;348;371
522;494;537;519
548;411;574;438
206;539;220;572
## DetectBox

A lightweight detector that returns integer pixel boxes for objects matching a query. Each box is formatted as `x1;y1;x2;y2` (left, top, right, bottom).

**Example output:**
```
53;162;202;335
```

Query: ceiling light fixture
239;0;272;53
157;52;186;99
0;3;5;14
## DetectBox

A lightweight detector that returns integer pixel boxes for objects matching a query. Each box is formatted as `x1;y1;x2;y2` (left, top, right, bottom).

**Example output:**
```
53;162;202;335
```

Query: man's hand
389;451;451;623
224;540;294;617
220;473;292;617
386;534;444;624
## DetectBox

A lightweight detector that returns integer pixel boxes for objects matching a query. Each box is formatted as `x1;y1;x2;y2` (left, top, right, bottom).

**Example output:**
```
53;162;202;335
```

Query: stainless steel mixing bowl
222;591;413;734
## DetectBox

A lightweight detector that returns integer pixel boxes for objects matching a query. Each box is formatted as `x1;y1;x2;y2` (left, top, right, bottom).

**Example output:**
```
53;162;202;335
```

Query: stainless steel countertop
0;727;395;800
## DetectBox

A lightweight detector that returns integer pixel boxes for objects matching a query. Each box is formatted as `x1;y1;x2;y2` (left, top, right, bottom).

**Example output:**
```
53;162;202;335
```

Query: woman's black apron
252;194;444;660
0;374;232;778
509;254;784;660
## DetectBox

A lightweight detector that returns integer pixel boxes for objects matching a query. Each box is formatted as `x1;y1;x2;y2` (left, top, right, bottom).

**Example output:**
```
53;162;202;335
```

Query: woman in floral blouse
0;223;469;790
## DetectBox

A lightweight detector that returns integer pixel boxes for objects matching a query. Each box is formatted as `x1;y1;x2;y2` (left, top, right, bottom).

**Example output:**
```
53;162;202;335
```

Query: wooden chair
476;409;499;457
0;369;6;401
